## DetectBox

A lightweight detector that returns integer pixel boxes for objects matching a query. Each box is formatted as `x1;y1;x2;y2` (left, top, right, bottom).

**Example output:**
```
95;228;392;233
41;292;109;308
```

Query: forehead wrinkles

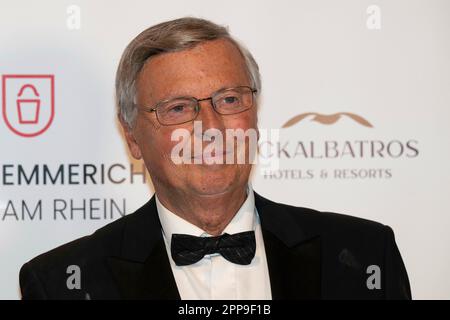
137;39;250;102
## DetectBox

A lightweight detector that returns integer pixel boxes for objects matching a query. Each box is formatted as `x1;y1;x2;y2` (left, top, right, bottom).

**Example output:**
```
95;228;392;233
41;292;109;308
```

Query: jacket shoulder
256;192;389;240
257;195;386;231
19;199;157;299
21;200;150;279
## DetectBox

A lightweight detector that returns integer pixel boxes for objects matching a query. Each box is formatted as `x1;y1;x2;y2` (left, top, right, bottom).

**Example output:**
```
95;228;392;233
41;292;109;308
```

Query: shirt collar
156;185;256;247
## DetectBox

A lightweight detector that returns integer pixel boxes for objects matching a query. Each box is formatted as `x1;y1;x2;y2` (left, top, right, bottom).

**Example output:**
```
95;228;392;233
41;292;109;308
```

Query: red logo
2;74;55;137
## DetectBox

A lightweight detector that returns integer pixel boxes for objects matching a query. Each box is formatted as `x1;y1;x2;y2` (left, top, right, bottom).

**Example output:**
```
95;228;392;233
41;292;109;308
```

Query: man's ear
118;115;143;160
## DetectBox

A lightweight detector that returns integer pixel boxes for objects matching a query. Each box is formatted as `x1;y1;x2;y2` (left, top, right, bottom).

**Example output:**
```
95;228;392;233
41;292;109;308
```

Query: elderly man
19;17;411;300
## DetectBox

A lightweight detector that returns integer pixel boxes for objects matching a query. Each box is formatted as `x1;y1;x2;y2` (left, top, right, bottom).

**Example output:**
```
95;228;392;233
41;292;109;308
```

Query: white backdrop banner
1;0;449;299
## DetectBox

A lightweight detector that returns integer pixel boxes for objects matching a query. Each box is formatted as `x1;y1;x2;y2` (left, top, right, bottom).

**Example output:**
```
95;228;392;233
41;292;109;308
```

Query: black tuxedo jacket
19;192;411;299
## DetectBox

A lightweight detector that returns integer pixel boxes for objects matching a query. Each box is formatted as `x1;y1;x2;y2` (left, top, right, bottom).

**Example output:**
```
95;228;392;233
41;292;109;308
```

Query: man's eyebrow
153;92;195;104
159;92;200;101
145;92;184;106
156;85;246;102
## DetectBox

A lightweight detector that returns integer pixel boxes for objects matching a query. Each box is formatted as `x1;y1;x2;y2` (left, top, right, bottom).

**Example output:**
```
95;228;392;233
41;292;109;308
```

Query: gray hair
115;17;261;128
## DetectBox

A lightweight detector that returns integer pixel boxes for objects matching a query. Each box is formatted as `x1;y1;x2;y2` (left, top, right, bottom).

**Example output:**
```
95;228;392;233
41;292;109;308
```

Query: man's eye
168;104;186;113
223;96;239;104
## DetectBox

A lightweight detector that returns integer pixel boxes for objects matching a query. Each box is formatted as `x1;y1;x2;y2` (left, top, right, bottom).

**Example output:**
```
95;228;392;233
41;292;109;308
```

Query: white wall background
0;0;449;299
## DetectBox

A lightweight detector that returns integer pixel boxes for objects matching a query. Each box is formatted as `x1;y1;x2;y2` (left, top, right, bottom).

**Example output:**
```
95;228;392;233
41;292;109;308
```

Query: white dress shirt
155;186;272;300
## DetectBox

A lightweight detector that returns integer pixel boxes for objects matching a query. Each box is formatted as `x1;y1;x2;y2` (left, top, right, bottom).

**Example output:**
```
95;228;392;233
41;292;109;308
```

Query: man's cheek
228;114;256;130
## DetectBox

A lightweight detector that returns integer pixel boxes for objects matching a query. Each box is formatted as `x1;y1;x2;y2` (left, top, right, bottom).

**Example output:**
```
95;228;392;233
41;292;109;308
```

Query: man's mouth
191;150;233;163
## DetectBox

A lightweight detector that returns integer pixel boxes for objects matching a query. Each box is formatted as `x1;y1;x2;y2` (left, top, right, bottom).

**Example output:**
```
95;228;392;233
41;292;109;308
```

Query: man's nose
196;99;225;132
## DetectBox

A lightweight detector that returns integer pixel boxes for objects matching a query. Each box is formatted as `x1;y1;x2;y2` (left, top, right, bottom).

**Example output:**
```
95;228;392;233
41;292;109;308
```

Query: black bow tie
170;231;256;266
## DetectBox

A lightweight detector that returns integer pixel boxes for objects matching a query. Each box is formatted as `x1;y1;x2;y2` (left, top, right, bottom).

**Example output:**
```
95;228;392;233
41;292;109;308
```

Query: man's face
122;39;258;197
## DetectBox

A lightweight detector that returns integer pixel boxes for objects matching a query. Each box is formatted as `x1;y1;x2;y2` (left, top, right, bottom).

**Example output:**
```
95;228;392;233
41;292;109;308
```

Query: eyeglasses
138;86;257;126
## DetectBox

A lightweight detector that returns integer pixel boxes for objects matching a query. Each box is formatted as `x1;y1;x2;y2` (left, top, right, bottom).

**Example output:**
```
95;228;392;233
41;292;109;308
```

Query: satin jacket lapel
255;192;322;299
106;196;180;299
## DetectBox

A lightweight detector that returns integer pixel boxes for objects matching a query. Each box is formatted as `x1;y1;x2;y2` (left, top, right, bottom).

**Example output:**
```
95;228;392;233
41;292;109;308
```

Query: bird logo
281;112;373;128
